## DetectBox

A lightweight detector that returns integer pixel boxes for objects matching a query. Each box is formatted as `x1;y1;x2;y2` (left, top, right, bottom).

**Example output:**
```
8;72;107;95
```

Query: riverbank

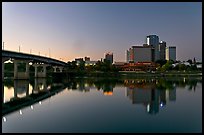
63;70;202;78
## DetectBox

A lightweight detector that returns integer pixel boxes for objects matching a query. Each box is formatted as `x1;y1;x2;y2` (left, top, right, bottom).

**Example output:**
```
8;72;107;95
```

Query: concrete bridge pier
33;63;49;78
53;66;57;72
14;60;30;80
53;66;63;72
2;57;10;81
59;67;63;72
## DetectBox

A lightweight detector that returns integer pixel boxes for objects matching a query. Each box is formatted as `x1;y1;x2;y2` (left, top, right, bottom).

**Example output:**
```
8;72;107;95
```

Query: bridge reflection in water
2;77;201;116
2;78;65;116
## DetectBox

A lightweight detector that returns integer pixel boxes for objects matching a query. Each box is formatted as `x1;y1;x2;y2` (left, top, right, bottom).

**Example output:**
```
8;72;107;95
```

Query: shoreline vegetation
4;70;202;79
50;71;202;81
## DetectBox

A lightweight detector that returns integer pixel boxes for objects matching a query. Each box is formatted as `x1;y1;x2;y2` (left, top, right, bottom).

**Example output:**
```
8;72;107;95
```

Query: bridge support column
43;64;47;77
33;63;49;78
53;66;57;72
14;60;30;79
2;57;9;81
53;66;63;72
59;67;63;72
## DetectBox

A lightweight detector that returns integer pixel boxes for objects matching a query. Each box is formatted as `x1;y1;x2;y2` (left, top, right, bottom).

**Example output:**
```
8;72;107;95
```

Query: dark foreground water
2;77;202;133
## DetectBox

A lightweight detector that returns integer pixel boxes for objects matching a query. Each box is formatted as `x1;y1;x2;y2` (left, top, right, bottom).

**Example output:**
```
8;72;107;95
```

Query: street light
3;42;4;50
19;45;21;52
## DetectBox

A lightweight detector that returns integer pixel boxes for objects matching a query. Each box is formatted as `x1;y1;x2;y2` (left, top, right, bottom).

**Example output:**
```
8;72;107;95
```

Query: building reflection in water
2;77;200;117
67;78;115;95
125;79;176;115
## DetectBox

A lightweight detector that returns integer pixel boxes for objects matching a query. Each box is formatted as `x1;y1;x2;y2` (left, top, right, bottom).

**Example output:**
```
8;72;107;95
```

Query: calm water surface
2;77;202;133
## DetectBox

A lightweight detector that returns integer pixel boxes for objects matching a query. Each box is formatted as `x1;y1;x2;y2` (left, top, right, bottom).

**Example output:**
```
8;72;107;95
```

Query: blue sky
2;2;202;62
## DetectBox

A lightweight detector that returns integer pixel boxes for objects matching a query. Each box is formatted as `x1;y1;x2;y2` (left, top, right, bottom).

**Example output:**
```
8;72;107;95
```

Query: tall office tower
105;52;113;64
166;46;176;61
159;41;166;60
146;35;159;61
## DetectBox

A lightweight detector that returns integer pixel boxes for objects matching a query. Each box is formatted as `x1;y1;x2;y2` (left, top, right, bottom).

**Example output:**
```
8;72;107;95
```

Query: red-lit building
115;62;157;71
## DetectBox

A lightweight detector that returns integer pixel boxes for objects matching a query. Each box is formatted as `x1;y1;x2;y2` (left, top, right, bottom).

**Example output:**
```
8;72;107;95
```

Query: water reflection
2;77;202;132
2;78;61;116
2;77;202;116
14;80;29;99
33;78;48;94
126;85;176;115
3;78;50;103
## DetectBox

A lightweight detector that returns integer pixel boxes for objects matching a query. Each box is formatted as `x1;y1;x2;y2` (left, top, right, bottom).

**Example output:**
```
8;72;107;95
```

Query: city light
147;104;150;112
3;117;7;122
19;110;23;115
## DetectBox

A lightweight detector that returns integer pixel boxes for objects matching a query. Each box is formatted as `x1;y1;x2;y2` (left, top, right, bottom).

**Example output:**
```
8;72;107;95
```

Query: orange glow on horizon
103;91;113;96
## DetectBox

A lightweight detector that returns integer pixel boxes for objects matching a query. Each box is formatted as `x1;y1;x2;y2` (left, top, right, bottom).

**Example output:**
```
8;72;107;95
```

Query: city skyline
2;2;202;62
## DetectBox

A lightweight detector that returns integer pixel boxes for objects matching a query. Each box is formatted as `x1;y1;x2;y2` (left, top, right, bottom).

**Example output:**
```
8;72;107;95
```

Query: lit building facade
166;46;176;61
126;45;154;63
133;46;154;62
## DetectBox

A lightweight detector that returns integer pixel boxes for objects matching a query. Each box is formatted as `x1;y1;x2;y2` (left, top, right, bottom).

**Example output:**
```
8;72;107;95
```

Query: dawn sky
2;2;202;62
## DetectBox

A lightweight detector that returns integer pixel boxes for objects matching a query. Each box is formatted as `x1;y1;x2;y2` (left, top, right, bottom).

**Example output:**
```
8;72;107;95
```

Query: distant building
146;35;159;46
85;61;97;66
105;52;113;64
75;58;83;65
126;48;134;62
159;41;166;60
84;56;90;61
119;62;157;71
166;46;176;61
114;62;127;69
127;45;154;63
146;35;160;61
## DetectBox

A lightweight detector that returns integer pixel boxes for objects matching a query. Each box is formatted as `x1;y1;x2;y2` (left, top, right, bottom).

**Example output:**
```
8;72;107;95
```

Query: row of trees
67;59;119;72
155;59;200;72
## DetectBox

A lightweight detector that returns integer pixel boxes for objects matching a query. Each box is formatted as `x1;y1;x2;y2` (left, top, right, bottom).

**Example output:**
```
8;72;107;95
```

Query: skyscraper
146;35;159;61
159;41;166;60
105;52;113;64
166;46;176;61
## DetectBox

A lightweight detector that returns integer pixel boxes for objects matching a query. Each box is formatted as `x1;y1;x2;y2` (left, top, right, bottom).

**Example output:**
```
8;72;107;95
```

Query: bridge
2;50;68;80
